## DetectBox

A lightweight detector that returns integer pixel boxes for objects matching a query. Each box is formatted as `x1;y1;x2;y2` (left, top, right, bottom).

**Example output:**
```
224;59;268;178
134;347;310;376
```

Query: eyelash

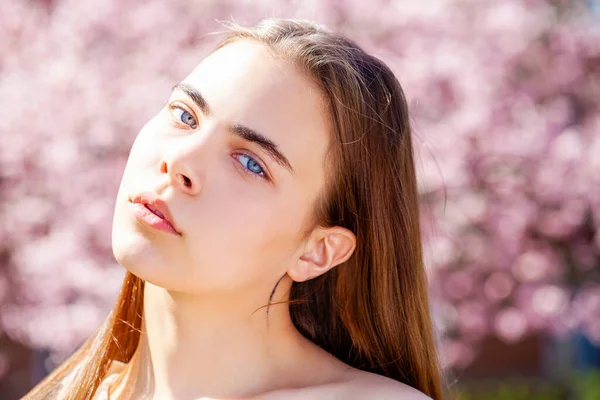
169;103;270;182
170;103;198;129
232;153;270;181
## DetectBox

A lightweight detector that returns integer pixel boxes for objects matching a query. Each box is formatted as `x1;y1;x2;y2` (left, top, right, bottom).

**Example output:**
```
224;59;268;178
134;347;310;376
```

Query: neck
113;277;312;399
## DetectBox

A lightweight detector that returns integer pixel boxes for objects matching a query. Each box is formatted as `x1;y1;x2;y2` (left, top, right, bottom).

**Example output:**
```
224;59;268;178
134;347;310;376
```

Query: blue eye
236;154;266;178
172;106;197;128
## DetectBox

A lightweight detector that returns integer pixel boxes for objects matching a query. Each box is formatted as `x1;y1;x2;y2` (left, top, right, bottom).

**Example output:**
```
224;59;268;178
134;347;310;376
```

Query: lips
145;204;165;219
129;192;181;235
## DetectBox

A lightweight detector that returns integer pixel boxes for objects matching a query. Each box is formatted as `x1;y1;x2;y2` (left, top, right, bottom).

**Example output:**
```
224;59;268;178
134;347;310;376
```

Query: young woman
24;18;442;400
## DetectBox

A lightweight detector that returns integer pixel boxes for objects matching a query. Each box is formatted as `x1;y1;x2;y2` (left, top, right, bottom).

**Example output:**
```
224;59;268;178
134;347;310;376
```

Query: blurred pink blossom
494;307;528;343
0;0;599;374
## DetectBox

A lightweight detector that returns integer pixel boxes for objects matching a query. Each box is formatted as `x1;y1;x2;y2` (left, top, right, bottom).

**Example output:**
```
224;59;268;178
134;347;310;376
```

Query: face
111;40;331;295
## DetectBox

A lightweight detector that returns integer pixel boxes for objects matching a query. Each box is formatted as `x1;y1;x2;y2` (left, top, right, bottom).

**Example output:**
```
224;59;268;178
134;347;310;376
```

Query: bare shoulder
260;367;431;400
341;369;432;400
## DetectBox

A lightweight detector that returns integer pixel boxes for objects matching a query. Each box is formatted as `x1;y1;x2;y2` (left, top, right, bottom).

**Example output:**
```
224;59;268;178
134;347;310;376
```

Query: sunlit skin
110;39;428;399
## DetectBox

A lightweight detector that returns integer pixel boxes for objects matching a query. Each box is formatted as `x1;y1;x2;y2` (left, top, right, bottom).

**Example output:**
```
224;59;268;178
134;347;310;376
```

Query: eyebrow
171;83;295;175
173;83;211;116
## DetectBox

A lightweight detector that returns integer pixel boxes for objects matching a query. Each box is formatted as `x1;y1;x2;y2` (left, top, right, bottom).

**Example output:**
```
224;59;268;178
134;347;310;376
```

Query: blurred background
0;0;599;399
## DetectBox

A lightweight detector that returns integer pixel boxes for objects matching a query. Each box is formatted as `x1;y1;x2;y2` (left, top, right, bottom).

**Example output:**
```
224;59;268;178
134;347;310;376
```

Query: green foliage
453;370;600;400
571;369;600;400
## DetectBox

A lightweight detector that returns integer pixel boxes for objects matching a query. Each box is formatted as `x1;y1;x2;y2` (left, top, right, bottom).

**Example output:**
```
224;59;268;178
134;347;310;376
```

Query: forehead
181;39;330;183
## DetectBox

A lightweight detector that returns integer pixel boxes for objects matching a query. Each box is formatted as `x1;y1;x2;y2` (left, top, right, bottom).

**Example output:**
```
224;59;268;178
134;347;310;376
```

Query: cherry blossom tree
0;0;598;376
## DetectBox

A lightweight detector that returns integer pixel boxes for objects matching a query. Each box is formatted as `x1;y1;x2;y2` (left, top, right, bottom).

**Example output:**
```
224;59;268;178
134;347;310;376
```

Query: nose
160;151;202;196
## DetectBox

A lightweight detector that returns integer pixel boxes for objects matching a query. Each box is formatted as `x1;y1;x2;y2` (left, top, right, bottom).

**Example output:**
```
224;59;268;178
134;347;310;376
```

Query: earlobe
288;227;356;283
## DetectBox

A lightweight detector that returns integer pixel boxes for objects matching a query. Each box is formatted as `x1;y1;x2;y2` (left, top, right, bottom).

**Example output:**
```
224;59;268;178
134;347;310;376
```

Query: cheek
128;125;164;169
116;122;168;200
185;196;307;289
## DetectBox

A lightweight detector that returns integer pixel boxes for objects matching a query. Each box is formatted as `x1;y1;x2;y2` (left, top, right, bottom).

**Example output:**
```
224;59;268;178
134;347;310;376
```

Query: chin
112;235;193;293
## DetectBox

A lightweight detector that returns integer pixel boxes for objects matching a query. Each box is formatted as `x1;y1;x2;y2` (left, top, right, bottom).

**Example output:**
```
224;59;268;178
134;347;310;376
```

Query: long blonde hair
25;18;443;399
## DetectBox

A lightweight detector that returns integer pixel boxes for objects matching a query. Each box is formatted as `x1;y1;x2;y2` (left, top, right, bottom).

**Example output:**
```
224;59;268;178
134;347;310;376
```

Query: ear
287;226;356;283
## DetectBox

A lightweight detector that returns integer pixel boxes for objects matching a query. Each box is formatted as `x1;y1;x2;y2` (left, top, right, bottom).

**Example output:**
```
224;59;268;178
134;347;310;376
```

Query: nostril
160;160;168;174
181;174;192;188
